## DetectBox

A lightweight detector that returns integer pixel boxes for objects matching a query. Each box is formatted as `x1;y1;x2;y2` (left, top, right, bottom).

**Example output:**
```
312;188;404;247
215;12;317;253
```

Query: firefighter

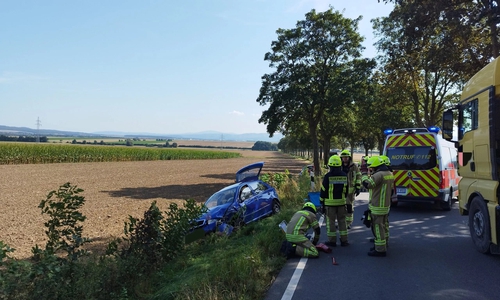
361;156;394;257
369;155;395;246
320;155;349;247
280;202;321;259
340;150;362;229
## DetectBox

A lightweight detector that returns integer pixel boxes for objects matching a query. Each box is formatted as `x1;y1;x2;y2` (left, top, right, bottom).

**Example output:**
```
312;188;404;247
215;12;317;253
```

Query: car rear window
387;146;437;170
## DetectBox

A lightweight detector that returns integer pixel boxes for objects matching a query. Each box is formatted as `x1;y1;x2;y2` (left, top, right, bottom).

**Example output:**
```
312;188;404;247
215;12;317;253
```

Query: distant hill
0;125;283;142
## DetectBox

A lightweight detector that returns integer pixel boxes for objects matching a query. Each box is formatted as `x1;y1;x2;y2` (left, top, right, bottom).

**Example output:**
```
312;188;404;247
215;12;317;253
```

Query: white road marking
280;214;325;300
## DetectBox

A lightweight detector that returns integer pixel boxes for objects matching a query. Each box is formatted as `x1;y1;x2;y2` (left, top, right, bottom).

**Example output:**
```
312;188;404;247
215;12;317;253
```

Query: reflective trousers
295;239;319;258
371;214;389;252
346;193;355;227
325;205;348;243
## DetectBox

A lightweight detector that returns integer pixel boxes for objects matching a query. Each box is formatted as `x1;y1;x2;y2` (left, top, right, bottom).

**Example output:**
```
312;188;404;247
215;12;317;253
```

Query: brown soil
0;150;309;259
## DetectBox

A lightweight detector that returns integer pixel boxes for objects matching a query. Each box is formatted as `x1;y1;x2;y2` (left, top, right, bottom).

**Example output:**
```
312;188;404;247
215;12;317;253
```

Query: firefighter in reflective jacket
375;155;395;246
320;155;349;247
340;150;362;229
282;202;320;259
361;156;394;257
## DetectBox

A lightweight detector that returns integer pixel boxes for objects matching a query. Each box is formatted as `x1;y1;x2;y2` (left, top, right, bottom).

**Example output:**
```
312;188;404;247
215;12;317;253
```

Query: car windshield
204;186;237;209
387;146;437;170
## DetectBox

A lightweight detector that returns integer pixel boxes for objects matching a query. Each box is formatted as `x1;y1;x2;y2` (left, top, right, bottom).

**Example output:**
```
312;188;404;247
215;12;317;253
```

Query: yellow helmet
367;156;384;168
380;155;391;166
328;155;342;167
340;150;351;157
303;201;317;213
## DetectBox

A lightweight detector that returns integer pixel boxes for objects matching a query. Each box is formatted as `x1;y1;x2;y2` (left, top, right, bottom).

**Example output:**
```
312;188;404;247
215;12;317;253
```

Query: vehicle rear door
386;134;440;199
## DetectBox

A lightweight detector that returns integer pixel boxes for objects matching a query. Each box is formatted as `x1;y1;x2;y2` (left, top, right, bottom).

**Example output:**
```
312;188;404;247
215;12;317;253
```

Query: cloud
229;110;244;116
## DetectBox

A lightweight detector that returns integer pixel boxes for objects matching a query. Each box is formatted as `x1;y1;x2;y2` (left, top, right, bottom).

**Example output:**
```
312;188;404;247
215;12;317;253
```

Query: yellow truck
442;57;500;254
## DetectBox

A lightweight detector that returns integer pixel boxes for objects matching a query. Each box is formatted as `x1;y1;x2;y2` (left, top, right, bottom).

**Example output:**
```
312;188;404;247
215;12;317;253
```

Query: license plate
396;187;407;195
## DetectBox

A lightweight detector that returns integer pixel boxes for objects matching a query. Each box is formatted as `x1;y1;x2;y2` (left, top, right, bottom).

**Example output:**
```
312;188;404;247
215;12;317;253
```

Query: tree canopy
257;7;375;173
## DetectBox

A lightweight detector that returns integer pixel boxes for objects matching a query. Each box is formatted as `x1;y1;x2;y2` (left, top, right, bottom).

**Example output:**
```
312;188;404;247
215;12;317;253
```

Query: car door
237;185;257;224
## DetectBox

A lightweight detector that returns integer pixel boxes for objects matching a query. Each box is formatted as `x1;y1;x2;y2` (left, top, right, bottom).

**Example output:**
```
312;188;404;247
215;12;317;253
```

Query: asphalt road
265;192;500;300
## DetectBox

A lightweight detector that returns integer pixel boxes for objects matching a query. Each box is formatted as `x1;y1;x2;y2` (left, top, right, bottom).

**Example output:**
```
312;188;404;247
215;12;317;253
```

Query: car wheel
390;201;398;208
468;196;491;254
271;199;281;214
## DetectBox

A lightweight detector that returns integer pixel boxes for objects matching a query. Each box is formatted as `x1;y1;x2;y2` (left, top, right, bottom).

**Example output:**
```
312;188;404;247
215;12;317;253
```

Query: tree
379;0;498;59
257;8;374;174
373;5;463;127
252;141;278;151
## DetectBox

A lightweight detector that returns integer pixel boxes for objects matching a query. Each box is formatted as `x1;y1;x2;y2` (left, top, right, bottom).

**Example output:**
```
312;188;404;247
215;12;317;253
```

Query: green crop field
0;142;241;164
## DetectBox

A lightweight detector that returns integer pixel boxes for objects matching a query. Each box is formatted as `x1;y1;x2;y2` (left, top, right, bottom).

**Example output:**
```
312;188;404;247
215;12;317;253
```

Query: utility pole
36;117;42;143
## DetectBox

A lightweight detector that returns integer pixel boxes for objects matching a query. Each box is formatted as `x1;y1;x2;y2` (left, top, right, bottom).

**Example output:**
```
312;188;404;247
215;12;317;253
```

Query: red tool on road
315;243;332;253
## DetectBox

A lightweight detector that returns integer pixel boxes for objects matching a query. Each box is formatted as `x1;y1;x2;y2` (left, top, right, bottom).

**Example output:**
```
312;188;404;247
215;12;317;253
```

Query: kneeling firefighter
280;202;320;259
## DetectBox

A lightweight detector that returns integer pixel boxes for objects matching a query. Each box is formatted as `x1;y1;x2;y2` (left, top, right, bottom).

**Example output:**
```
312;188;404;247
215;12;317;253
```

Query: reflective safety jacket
286;210;320;244
342;162;361;194
320;167;348;206
362;166;394;215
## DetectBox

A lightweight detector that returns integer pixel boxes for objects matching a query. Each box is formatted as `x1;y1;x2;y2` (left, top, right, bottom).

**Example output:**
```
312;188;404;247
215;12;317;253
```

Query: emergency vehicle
442;56;500;254
383;127;460;211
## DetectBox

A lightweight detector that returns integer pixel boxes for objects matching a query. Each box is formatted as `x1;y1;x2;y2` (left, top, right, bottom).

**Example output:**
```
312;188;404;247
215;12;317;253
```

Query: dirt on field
0;150;310;259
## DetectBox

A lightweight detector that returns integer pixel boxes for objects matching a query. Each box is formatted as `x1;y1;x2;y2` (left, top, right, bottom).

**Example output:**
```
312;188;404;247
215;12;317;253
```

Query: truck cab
442;57;500;254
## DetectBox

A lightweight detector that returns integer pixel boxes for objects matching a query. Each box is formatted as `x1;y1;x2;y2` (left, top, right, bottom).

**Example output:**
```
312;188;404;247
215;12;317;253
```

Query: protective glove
346;204;353;214
355;188;361;196
321;205;326;215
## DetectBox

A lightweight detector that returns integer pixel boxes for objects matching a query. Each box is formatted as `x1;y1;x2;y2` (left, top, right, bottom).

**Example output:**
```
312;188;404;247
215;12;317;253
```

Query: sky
0;0;394;135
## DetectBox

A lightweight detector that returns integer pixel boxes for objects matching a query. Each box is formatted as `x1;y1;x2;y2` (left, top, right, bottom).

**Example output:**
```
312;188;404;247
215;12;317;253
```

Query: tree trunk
310;126;321;176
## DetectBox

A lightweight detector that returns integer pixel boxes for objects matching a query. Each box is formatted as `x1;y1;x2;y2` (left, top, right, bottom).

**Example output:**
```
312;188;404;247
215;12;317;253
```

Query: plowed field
0;150;309;259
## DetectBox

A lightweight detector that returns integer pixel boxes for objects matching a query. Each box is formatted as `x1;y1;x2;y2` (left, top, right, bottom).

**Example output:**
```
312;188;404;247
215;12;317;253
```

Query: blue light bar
383;129;393;135
427;126;440;133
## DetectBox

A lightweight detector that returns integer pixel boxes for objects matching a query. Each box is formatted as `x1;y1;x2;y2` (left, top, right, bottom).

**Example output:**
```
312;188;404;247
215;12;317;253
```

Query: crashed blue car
192;162;281;234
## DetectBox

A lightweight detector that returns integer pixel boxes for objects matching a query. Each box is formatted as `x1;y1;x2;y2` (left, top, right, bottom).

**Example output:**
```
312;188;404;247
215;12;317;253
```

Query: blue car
192;162;281;234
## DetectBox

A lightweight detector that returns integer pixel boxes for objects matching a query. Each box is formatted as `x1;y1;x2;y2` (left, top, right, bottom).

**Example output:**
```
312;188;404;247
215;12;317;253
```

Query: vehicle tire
441;189;452;211
390;201;398;208
468;196;491;254
271;199;281;215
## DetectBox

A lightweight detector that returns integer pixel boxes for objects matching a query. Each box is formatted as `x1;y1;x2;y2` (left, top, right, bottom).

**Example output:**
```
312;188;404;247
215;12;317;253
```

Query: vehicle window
205;187;237;208
387;146;437;170
240;185;252;202
461;99;478;136
255;182;268;193
247;181;267;195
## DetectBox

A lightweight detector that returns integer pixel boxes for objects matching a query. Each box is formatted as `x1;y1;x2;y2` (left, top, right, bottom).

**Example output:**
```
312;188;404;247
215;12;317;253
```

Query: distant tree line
0;135;48;142
174;141;278;151
252;141;278;151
